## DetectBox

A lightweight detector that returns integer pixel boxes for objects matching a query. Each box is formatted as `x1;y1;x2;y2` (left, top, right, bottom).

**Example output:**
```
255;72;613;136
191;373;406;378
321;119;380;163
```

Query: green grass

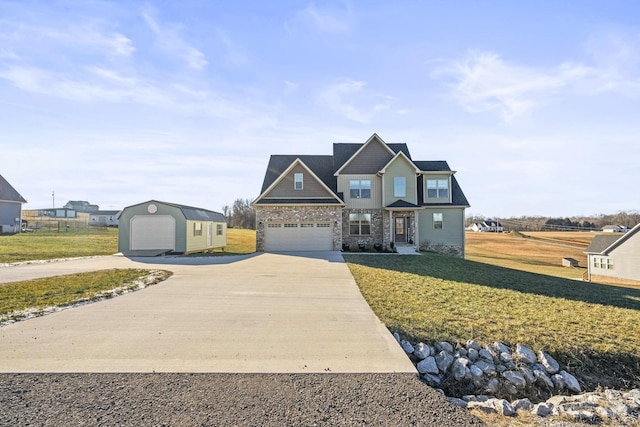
344;253;640;390
0;228;119;263
0;228;256;264
0;268;172;323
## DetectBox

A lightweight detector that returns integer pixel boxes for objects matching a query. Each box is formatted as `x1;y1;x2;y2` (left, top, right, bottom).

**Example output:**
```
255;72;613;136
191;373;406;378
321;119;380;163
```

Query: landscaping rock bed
395;334;640;425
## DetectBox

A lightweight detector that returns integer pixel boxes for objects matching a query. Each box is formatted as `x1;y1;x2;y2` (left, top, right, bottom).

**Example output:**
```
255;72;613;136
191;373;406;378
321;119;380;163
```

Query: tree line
466;210;640;232
221;198;256;229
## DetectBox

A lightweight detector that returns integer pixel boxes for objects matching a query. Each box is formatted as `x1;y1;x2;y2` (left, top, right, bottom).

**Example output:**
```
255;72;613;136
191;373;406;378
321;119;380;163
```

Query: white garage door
130;215;176;251
264;222;333;251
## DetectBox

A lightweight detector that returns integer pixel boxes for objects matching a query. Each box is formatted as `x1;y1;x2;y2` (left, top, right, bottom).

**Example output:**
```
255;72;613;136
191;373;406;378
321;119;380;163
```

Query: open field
465;231;590;280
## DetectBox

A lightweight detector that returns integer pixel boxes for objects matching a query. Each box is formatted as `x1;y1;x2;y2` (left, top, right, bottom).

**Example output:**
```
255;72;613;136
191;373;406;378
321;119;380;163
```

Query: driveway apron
0;252;416;374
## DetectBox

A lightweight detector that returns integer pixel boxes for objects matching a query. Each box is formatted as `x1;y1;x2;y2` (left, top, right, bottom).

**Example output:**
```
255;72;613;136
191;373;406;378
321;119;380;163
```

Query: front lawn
344;253;640;391
0;269;172;323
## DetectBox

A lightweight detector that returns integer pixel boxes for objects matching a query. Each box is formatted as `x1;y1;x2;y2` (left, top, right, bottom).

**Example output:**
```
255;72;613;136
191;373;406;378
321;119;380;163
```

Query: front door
395;217;407;243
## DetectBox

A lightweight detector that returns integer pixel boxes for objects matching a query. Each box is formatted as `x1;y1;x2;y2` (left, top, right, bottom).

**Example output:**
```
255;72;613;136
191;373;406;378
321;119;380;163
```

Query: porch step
395;246;419;255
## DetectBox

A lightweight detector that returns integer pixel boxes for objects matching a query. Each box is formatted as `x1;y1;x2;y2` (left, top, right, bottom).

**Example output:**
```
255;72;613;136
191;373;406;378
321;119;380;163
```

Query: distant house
585;223;640;282
468;220;503;232
0;174;27;234
89;210;120;227
601;225;629;233
118;200;227;256
37;208;77;218
63;200;99;213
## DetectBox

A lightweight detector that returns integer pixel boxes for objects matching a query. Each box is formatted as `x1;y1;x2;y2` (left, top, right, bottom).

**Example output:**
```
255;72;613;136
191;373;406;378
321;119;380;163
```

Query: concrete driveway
0;252;416;374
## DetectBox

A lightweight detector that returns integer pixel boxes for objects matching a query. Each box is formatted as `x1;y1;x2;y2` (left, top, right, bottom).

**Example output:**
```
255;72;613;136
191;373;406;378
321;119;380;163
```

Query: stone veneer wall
419;240;464;258
382;211;416;249
342;209;384;249
255;206;343;251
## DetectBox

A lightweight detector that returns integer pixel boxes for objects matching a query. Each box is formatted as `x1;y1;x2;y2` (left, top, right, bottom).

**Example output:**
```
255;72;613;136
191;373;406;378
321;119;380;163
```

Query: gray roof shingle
585;234;624;254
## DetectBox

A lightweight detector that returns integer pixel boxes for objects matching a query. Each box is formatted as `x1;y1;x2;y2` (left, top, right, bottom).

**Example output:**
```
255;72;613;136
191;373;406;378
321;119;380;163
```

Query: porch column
414;212;419;249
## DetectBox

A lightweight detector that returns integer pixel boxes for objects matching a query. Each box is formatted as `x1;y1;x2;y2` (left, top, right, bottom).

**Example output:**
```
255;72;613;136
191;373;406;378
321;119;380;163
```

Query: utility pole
52;191;55;209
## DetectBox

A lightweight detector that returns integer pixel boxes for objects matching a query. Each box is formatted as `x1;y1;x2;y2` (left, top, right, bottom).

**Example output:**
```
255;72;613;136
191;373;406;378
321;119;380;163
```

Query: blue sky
1;1;638;218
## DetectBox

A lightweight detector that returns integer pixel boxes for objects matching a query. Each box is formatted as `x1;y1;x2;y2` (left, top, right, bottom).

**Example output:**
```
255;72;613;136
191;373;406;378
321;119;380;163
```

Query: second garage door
264;222;333;251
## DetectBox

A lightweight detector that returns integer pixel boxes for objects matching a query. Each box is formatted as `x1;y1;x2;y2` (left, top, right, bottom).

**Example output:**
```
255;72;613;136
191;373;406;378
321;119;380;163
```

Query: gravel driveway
0;373;484;426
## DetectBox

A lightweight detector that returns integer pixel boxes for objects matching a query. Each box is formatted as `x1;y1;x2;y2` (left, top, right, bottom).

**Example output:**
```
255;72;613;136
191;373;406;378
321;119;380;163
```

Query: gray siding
340;139;394;174
264;164;333;198
118;202;187;253
591;232;640;281
382;156;418;206
418;208;465;257
0;201;22;233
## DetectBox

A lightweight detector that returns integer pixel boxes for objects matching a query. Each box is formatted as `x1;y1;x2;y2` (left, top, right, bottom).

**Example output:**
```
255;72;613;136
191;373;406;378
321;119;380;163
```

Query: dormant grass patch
345;235;640;390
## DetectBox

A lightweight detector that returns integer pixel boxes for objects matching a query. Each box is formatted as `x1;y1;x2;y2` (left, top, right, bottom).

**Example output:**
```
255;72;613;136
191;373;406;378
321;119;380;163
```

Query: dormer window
426;178;449;199
294;173;303;190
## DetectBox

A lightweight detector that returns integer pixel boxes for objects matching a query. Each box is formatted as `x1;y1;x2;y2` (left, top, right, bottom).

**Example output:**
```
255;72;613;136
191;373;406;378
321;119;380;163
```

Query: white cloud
435;35;640;122
434;52;592;121
318;78;391;123
287;2;353;35
141;9;207;70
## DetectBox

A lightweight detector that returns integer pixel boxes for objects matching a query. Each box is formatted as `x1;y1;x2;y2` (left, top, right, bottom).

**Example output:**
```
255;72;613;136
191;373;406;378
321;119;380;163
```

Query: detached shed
118;200;227;256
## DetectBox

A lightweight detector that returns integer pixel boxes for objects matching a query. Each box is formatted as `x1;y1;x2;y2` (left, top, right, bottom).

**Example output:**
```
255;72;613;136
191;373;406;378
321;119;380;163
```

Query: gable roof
379;151;420;174
333;133;412;175
254;156;343;205
586;223;640;255
0;174;27;203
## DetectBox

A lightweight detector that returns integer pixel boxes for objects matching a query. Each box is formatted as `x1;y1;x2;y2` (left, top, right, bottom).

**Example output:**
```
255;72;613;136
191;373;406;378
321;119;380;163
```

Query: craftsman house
253;133;470;256
0;174;27;234
585;223;640;283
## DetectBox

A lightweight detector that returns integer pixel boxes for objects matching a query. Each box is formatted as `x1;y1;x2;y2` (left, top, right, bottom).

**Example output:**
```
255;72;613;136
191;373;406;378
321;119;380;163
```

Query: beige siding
337;175;382;208
186;220;227;253
382;157;417;206
341;139;394;174
264;164;333;198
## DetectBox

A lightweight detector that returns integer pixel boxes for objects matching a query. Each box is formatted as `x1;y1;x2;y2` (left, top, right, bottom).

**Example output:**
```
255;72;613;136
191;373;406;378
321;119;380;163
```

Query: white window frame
433;212;443;230
349;180;371;199
349;213;371;235
426;178;449;199
294;173;303;190
394;177;406;197
216;224;223;235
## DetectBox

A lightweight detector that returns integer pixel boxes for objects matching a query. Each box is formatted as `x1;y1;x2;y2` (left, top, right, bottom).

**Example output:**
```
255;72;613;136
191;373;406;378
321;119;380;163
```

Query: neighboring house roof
0;174;27;203
123;200;226;222
586;223;640;255
484;220;503;227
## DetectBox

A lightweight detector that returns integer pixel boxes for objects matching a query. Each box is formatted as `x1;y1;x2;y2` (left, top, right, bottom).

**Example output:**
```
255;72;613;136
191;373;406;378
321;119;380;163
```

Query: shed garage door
264;222;333;251
130;215;176;251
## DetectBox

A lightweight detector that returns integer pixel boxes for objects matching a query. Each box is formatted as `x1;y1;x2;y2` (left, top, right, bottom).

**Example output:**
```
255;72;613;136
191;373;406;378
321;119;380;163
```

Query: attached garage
264;222;333;251
118;200;227;256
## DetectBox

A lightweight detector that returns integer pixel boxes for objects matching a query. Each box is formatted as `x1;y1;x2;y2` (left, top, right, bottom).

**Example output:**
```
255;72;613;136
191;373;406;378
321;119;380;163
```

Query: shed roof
0;174;27;203
124;200;226;222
